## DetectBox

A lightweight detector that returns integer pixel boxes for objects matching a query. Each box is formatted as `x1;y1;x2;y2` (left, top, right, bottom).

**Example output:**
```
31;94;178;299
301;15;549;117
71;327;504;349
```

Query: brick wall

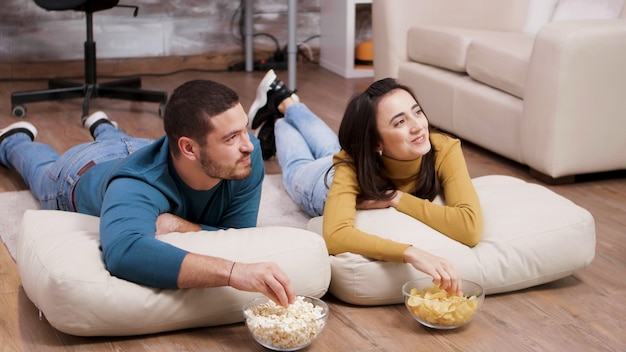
0;0;321;62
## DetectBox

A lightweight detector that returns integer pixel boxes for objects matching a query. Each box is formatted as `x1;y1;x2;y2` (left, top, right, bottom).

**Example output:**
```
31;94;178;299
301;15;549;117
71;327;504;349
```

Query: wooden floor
0;63;624;351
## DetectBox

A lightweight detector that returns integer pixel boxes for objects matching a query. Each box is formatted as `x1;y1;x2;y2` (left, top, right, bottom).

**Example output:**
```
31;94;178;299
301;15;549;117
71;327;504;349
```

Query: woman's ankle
278;95;299;114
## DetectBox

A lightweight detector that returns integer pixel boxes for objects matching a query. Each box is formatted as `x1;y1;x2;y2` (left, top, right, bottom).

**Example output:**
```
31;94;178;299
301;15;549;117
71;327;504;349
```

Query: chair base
10;77;168;118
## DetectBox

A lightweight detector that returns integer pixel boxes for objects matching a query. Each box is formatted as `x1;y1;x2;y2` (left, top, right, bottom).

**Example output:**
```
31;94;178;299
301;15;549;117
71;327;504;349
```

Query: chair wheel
158;103;165;118
12;105;27;118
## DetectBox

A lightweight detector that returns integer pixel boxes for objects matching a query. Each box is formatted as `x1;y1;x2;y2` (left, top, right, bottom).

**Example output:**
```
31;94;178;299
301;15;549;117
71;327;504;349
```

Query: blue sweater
73;135;265;289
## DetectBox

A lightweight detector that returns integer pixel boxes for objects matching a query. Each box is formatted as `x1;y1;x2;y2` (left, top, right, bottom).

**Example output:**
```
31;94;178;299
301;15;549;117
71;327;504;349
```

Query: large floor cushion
308;175;595;306
17;210;331;336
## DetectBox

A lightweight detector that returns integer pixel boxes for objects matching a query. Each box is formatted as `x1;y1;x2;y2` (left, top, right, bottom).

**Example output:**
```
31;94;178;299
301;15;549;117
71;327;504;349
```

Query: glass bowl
402;278;484;329
242;295;329;351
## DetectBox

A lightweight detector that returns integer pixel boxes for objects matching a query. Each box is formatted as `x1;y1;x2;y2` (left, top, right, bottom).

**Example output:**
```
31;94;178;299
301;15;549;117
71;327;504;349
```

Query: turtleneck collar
380;154;422;181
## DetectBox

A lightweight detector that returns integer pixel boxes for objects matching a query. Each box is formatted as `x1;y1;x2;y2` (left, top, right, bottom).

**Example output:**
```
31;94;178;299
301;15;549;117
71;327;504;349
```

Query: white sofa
372;0;626;183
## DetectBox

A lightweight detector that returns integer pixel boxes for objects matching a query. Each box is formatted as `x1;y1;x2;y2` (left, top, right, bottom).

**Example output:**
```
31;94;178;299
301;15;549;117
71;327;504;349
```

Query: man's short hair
163;80;240;156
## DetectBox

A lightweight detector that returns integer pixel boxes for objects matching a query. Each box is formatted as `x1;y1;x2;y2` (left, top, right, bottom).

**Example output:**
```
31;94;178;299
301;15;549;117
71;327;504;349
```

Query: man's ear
177;137;198;161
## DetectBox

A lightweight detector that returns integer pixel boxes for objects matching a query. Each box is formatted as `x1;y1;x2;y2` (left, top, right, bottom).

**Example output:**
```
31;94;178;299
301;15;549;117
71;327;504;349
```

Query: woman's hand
155;213;202;236
356;190;403;210
403;246;462;295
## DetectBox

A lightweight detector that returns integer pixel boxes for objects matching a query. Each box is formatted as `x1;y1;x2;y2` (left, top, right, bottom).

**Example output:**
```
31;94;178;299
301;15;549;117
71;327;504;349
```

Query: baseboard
0;51;266;80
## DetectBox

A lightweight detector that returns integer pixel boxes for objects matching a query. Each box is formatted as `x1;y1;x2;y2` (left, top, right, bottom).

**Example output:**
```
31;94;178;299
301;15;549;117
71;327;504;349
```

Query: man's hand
177;254;296;307
228;262;296;307
155;213;202;236
403;246;462;295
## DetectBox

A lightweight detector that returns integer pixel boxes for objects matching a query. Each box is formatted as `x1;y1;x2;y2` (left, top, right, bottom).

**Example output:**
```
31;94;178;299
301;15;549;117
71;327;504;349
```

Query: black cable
301;34;320;44
253;33;281;52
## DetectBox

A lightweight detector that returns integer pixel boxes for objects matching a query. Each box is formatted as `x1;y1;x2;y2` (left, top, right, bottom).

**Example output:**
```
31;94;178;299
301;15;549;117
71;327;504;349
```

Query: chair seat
34;0;119;12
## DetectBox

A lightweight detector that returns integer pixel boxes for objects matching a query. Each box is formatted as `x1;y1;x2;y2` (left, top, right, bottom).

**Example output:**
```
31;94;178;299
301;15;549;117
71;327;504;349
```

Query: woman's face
375;89;431;161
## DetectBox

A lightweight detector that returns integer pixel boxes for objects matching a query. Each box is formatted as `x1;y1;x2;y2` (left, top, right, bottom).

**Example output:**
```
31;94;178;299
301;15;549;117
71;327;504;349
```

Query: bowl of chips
402;278;484;329
242;295;329;351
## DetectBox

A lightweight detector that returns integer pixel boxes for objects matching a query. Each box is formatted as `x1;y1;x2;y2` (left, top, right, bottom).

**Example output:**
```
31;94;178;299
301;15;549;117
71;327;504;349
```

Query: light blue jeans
0;124;152;211
275;103;340;217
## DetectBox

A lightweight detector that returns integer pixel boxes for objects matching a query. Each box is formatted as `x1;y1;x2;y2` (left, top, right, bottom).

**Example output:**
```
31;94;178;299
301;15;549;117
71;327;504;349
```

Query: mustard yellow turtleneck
322;132;482;262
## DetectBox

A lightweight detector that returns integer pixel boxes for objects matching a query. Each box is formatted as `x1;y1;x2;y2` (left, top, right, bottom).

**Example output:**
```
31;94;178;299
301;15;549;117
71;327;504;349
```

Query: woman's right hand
403;246;461;295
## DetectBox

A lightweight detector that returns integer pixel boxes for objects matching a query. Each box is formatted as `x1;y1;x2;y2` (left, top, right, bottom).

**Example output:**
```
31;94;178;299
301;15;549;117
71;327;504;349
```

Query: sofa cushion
552;0;625;21
407;25;517;73
466;34;535;98
307;175;595;306
17;210;331;336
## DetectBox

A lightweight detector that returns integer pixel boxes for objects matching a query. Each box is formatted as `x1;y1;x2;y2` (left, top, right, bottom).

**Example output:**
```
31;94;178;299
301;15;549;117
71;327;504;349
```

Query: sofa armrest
372;0;529;80
521;20;626;177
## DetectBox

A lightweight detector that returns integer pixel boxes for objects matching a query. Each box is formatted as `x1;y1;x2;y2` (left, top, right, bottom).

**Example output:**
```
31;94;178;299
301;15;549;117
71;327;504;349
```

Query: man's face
198;103;254;181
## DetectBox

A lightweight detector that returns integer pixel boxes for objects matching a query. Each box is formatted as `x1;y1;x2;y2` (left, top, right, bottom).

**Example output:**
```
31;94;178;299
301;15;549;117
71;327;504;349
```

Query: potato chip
406;285;479;327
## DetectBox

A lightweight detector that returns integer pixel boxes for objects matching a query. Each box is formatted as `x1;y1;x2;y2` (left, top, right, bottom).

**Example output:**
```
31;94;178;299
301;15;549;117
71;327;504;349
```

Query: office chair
11;0;168;119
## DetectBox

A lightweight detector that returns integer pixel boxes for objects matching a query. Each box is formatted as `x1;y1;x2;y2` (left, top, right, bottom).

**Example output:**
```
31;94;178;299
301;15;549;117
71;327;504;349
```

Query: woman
249;70;483;294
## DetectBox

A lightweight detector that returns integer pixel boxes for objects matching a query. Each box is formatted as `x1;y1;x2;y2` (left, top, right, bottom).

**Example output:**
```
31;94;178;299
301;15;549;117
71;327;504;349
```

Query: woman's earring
378;150;383;156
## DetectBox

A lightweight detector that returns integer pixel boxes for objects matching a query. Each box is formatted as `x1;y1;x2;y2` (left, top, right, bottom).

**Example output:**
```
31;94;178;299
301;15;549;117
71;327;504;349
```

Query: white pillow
552;0;625;21
17;210;331;336
523;0;559;34
307;175;596;306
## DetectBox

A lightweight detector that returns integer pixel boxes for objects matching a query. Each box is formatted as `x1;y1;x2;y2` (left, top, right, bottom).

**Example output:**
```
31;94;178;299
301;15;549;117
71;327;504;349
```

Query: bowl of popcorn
402;278;484;330
242;295;329;351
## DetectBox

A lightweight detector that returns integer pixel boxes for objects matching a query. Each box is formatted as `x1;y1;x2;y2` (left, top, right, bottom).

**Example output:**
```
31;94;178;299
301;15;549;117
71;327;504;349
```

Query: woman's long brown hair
335;78;440;202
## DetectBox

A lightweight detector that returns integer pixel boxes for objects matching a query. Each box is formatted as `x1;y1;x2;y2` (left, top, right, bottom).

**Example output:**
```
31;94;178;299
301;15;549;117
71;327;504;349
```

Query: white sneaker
0;121;37;145
248;69;299;131
82;111;118;138
248;69;277;129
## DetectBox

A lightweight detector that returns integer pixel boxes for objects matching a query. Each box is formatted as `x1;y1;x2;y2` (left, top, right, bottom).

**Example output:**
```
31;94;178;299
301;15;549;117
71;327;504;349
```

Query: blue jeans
0;124;152;211
275;103;340;217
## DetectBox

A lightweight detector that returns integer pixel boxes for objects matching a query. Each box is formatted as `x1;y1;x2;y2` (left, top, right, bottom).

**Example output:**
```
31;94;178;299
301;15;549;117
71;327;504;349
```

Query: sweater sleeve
323;154;411;262
395;136;483;246
99;178;187;289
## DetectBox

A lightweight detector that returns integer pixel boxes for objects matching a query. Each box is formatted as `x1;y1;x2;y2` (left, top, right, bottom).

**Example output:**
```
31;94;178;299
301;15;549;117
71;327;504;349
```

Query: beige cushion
466;34;535;98
407;25;520;73
307;175;595;306
17;210;331;336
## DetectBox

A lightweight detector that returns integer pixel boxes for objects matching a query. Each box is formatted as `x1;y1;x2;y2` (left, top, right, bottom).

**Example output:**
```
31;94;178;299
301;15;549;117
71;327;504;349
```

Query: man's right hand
228;261;296;307
177;253;296;307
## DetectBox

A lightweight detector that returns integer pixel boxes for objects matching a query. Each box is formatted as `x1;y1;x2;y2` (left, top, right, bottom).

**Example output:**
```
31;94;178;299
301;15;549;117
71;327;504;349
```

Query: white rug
0;174;310;261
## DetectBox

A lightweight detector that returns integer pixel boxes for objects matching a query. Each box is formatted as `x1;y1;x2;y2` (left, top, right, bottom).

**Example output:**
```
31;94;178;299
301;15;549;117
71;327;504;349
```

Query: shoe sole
82;111;109;129
255;118;277;160
248;69;277;129
82;111;118;138
0;122;38;143
0;121;37;138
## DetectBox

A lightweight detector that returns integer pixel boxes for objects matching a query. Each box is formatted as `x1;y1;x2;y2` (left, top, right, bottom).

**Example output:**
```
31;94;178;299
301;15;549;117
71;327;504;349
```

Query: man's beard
198;147;252;181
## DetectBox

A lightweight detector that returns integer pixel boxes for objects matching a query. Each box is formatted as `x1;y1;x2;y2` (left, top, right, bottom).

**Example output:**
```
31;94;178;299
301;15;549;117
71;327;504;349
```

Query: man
0;79;295;307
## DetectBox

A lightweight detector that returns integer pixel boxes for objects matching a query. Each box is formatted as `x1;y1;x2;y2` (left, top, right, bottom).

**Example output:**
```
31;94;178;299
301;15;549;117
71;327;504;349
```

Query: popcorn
244;296;327;350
